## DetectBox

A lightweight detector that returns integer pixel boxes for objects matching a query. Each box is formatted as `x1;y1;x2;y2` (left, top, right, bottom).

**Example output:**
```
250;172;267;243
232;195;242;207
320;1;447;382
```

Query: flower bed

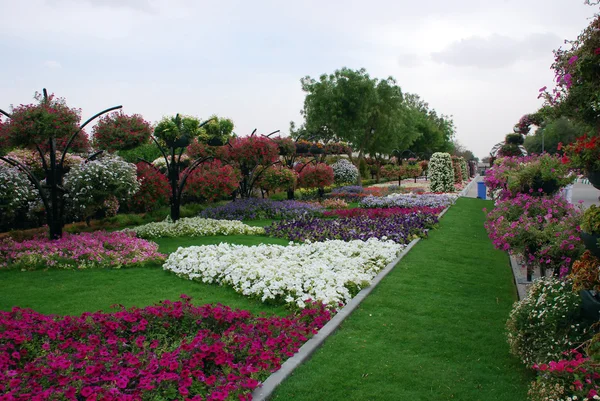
327;186;389;201
127;217;265;239
324;206;444;219
199;199;323;221
0;231;164;270
265;214;437;244
0;296;332;400
360;193;457;209
164;239;403;308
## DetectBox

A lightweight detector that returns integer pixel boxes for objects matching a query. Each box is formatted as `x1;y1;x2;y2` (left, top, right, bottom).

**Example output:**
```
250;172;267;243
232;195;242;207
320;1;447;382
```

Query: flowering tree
183;160;240;203
92;112;153;152
0;89;121;239
151;114;219;221
297;163;334;198
221;133;279;199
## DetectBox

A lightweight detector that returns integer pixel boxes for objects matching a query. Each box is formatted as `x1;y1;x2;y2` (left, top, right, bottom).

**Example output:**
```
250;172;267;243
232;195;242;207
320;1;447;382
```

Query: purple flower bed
265;214;438;244
199;198;323;221
0;231;164;270
0;296;332;401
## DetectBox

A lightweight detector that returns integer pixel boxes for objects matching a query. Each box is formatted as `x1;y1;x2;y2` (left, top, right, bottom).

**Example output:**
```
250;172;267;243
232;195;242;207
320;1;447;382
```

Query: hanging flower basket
587;170;600;190
166;135;191;149
207;137;225;146
309;146;325;154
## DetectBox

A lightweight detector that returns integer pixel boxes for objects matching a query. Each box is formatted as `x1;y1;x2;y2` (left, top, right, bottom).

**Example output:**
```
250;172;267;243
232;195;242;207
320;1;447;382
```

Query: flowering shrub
128;217;264;239
297;163;334;189
1;92;90;152
506;277;589;366
485;155;575;200
569;251;600;292
200;198;323;221
360;193;457;209
0;231;164;269
564;134;600;173
64;155;140;219
331;159;359;184
324;206;444;219
529;350;600;401
319;198;349;209
92;112;153;151
265;213;437;244
429;152;455;192
164;239;402;307
381;164;406;181
127;162;170;213
183;160;240;203
1;148;84;179
0;296;332;400
484;194;583;276
0;166;37;229
259;165;297;193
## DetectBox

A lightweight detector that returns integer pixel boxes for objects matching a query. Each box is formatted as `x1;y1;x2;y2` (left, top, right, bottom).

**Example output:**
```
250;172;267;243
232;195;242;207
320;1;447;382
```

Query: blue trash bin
477;181;486;200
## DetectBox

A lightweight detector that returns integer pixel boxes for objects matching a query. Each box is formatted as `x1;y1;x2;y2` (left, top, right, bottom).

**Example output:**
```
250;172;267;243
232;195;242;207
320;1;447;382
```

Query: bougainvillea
0;296;332;400
0;230;164;269
92;112;153;152
127;162;171;213
297;163;334;189
428;152;455;193
2;92;90;153
331;158;359;184
183;160;240;203
259;165;298;193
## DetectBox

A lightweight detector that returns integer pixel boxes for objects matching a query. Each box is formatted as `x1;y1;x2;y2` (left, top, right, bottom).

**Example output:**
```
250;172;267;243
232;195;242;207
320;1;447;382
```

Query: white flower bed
164;238;403;308
126;217;265;238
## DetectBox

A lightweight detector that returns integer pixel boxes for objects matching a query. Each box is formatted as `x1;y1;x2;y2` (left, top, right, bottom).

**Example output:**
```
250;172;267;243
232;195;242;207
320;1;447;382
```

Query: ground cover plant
126;217;265;239
199;198;323;221
0;231;164;270
360;193;457;209
163;239;402;308
0;296;332;400
265;213;438;244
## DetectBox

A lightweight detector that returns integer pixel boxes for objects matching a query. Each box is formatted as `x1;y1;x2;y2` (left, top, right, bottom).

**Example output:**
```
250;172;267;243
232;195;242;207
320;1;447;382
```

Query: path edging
251;205;453;400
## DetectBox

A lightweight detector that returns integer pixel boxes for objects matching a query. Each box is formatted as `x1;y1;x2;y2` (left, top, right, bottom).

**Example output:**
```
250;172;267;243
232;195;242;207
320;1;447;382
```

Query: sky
0;0;596;160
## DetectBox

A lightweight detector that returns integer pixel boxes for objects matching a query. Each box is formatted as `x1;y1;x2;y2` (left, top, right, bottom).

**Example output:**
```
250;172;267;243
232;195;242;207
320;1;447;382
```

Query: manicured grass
0;235;291;317
270;198;532;401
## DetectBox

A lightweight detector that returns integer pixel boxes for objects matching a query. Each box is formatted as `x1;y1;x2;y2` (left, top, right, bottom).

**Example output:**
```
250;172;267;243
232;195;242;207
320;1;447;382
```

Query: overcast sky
0;0;596;159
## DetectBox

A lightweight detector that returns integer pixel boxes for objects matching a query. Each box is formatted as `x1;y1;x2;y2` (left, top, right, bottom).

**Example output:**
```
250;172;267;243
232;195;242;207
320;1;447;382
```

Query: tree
0;89;120;239
300;67;415;185
524;117;589;155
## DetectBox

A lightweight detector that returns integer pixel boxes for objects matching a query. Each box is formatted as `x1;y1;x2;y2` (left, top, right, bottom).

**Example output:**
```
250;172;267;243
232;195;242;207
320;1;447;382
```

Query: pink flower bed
0;231;165;269
0;296;332;400
324;206;444;219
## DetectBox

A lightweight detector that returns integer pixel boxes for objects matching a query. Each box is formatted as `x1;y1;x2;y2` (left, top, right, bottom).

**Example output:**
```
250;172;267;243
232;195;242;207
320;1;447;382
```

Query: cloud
45;0;156;13
430;32;561;68
43;60;62;69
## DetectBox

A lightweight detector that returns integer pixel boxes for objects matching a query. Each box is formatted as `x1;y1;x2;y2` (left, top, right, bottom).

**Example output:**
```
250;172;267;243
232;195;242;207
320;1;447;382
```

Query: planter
166;135;191;149
580;290;600;320
581;231;600;258
207;137;224;146
587;170;600;190
295;146;308;154
309;147;324;154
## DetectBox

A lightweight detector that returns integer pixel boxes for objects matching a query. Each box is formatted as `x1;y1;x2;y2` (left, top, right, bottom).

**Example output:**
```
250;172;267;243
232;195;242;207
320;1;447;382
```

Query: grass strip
269;198;532;401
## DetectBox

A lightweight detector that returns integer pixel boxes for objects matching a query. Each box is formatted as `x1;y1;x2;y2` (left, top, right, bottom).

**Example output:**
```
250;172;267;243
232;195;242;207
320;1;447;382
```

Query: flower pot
309;147;324;154
587;170;600;190
295;146;308;154
207;137;224;146
581;231;600;258
580;290;600;320
166;135;191;148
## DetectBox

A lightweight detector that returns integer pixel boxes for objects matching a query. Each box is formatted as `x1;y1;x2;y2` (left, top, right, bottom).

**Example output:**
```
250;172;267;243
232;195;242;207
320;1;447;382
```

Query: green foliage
506;133;524;145
403;93;455;155
581;204;600;234
198;115;234;145
506;277;589;366
154;114;204;148
429;152;455;192
259;165;297;192
116;143;163;164
523;117;589;155
505;154;574;197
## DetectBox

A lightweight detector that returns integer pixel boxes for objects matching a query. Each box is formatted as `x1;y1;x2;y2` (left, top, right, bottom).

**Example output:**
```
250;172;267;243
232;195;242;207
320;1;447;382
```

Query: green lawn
270;198;532;401
0;235;290;317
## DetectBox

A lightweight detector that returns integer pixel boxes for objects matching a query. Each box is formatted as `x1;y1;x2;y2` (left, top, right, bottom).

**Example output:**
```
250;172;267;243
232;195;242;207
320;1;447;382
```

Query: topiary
298;163;334;189
331;158;359;184
429;152;455;193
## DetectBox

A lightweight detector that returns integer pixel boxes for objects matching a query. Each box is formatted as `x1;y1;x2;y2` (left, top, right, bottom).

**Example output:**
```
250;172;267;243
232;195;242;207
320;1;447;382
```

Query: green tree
403;94;455;157
524;117;590;155
300;67;415;184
